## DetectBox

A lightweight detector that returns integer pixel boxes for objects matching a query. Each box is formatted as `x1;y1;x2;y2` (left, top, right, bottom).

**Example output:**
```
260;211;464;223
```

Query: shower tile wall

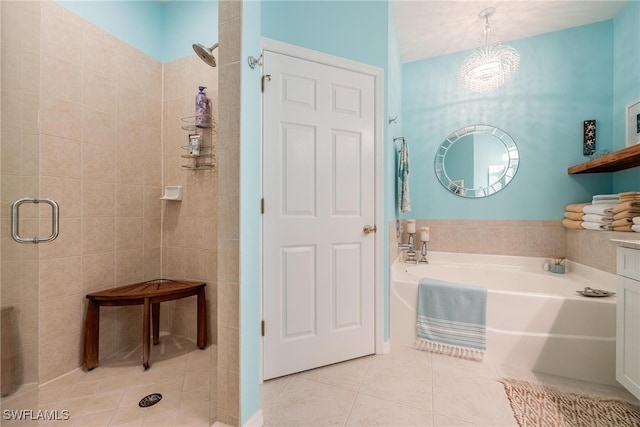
161;54;218;353
34;1;163;383
1;0;42;388
216;1;242;424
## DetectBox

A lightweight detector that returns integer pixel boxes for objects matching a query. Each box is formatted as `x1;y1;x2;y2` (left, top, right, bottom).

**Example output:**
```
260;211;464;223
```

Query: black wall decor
583;120;596;155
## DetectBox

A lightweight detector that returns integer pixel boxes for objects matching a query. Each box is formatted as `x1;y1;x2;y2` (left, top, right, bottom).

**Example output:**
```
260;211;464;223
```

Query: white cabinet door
616;248;640;399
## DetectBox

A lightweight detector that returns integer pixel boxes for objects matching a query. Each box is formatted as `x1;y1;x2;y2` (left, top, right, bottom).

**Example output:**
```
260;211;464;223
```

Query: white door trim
259;38;385;381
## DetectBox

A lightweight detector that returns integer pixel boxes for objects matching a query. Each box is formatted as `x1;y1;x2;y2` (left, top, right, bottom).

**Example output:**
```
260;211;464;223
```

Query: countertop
610;239;640;250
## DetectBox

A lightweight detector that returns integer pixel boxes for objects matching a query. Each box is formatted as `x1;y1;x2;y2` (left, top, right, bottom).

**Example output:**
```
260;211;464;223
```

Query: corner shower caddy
180;115;216;170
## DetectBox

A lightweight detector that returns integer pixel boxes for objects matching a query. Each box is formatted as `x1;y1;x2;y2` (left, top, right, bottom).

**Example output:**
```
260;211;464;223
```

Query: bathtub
391;251;618;386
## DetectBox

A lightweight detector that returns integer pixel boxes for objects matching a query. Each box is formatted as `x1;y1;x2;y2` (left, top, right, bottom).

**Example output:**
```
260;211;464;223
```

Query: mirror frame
434;124;519;198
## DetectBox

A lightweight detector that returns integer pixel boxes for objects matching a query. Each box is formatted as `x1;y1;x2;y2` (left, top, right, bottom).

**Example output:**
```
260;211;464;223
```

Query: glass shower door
1;0;42;420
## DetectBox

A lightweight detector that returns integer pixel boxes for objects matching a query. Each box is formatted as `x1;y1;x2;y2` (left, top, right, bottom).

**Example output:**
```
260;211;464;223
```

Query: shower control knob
363;225;377;234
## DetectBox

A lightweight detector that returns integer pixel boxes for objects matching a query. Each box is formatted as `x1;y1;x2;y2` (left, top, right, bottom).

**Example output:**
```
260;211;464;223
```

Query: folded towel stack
561;202;588;229
612;192;640;232
561;193;640;232
582;199;616;230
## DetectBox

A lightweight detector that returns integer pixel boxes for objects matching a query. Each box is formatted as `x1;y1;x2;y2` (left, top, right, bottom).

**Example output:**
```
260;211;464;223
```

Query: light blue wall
55;0;217;62
163;1;219;62
612;0;640;191
261;0;394;345
402;21;616;220
261;0;388;70
240;1;262;424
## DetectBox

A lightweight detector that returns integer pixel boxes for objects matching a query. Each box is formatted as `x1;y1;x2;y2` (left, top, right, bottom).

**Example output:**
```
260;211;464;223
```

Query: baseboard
382;340;391;354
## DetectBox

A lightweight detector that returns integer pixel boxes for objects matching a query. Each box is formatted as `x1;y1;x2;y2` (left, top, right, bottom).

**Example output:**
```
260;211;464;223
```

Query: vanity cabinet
616;246;640;399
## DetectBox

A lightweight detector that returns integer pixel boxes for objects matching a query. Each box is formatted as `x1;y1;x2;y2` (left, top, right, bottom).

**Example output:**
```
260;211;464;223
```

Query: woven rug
498;378;640;427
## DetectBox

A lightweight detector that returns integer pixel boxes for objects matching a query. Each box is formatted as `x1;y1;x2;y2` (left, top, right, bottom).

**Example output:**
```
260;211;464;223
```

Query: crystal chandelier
458;7;520;94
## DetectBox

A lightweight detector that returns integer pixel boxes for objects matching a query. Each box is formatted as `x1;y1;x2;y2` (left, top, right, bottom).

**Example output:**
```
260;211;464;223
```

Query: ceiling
392;0;628;63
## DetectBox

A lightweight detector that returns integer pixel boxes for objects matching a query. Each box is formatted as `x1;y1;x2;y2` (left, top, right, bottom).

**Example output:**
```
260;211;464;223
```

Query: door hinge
261;320;265;337
261;74;271;93
261;198;265;214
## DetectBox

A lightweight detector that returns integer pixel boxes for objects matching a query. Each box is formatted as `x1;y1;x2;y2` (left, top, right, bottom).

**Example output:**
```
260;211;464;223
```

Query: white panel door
262;50;376;380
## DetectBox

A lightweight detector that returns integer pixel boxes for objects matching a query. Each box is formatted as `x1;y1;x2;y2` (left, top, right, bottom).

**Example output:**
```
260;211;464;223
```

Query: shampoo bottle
195;86;209;128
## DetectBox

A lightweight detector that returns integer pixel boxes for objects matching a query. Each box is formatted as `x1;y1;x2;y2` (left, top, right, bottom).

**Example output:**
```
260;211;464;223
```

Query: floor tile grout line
342;354;374;426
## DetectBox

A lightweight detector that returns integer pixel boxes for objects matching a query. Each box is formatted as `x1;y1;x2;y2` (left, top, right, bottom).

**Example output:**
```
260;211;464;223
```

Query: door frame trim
260;38;385;380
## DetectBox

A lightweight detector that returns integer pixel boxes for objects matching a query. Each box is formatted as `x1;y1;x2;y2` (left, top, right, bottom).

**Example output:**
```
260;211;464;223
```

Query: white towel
633;224;640;232
633;216;640;225
583;204;616;216
581;221;613;231
397;139;411;213
582;214;614;224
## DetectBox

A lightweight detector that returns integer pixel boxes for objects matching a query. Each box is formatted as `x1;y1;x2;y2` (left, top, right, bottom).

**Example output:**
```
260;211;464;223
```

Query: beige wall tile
82;252;116;292
40;177;81;218
41;52;83;103
115;249;144;285
82;144;116;182
164;246;186;279
218;239;239;284
116;217;143;251
143;247;162;280
82;180;116;217
116;151;139;185
39;294;83;342
40;134;82;179
39;332;82;384
40;97;83;141
116;184;143;218
144;187;163;218
83;108;116;148
41;2;84;67
144;217;162;249
83;28;118;81
39;217;82;259
82;217;115;255
39;256;82;301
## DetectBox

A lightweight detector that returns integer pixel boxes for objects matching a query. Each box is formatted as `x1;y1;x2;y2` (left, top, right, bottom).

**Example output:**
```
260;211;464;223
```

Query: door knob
363;225;377;234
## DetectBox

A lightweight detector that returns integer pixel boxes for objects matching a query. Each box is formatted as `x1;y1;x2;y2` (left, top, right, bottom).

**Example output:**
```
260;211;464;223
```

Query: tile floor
261;345;640;427
3;342;638;426
1;335;211;427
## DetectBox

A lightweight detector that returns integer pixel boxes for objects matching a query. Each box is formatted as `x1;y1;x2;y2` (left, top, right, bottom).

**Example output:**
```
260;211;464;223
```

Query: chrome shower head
192;42;218;67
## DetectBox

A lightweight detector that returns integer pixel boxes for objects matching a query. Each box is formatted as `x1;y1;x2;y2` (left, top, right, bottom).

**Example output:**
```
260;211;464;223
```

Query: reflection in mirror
435;125;519;198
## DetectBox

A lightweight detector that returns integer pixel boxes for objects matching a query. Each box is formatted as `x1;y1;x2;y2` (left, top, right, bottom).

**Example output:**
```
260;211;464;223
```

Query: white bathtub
391;251;618;386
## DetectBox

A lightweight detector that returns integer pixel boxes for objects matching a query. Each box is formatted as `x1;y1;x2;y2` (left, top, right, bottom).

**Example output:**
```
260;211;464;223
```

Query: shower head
192;42;218;67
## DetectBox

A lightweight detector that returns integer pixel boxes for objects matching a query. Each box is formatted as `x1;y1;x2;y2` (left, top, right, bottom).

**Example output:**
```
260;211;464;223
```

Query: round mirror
434;125;519;198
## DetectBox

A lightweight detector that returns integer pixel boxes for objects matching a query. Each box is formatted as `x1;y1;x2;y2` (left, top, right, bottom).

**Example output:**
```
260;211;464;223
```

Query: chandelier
457;7;520;94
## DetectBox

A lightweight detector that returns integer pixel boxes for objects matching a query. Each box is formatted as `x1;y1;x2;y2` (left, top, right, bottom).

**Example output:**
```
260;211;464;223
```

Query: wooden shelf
568;144;640;174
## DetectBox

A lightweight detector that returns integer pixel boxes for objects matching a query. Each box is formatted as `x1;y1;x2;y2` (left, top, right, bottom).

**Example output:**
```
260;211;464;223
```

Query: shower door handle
10;197;59;244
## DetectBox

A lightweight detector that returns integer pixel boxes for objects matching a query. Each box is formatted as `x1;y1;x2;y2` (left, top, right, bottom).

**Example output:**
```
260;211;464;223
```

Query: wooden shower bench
83;279;207;370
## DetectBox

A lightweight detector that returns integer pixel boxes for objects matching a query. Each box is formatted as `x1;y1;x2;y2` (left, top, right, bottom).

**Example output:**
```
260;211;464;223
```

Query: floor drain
139;393;162;408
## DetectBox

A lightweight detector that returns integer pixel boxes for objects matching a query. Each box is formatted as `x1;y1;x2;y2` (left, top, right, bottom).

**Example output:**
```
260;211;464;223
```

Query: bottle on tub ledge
195;86;210;128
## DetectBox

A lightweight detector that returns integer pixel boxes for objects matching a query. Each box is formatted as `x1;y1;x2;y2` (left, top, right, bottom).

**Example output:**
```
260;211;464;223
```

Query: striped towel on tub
414;278;487;360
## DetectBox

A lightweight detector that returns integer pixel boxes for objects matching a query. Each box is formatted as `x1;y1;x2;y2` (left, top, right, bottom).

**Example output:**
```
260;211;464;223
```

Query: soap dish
160;186;183;201
576;287;615;298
